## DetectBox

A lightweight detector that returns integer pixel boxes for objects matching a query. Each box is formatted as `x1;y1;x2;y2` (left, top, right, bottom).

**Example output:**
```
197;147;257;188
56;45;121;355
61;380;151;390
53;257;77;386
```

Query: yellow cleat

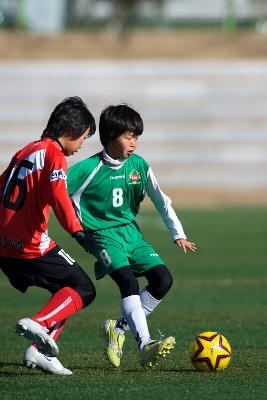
102;320;125;368
139;336;176;369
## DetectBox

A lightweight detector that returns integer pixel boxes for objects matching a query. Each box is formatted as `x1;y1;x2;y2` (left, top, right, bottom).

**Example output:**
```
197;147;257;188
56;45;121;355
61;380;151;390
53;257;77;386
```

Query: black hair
99;104;143;147
42;96;96;140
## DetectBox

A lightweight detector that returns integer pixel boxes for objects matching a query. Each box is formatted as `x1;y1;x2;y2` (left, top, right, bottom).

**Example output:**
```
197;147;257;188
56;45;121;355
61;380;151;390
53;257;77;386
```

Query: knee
147;265;173;300
161;268;173;294
75;281;96;308
110;266;139;298
156;270;173;299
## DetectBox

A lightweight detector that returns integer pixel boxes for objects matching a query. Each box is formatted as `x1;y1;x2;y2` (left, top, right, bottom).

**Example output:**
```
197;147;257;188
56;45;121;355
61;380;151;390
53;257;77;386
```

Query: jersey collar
41;137;64;153
55;139;65;152
102;148;126;167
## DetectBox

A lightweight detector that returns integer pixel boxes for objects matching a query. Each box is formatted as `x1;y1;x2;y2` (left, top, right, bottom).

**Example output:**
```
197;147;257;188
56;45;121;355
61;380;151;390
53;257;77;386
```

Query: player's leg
90;230;132;367
48;319;67;342
109;265;175;368
118;264;173;329
141;264;173;314
114;237;172;331
110;266;151;350
22;319;72;375
18;246;95;335
0;258;60;357
111;264;175;368
102;266;151;367
1;257;65;373
14;246;95;374
105;228;175;367
138;265;176;367
30;285;84;333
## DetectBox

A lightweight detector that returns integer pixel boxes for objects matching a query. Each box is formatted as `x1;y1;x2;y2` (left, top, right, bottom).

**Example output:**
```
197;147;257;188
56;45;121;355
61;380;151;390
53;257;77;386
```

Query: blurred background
0;0;267;206
1;3;267;395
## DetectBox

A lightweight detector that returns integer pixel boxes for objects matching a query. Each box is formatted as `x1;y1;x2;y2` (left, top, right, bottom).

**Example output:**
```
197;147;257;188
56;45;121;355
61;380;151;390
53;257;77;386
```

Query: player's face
107;131;139;159
60;128;90;156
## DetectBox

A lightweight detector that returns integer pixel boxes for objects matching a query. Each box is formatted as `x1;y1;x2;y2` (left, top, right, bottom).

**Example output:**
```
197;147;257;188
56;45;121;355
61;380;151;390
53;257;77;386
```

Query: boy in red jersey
0;96;96;375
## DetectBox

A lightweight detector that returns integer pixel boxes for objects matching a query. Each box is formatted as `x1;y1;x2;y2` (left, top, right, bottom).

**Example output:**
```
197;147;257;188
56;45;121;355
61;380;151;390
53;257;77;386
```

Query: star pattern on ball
192;332;231;372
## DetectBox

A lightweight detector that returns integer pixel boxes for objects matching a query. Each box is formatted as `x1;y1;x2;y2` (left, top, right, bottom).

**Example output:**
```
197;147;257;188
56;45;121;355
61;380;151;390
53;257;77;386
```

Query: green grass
1;207;267;399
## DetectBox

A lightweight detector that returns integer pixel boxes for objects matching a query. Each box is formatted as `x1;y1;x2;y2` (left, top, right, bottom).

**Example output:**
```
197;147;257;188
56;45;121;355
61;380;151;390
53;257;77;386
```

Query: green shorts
89;221;164;280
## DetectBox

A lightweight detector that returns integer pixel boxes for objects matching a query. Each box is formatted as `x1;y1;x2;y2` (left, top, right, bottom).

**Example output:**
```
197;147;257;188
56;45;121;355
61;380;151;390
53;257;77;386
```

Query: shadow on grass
0;361;31;377
72;363;196;374
0;357;197;377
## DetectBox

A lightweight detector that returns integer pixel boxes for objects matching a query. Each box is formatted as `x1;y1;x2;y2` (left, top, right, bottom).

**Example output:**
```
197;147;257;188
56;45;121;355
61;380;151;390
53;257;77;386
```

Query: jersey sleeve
42;151;82;235
0;167;9;200
0;152;19;201
145;167;187;241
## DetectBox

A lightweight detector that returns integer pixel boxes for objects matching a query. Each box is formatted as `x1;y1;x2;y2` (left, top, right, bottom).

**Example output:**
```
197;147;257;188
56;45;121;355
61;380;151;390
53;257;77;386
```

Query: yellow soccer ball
188;331;232;372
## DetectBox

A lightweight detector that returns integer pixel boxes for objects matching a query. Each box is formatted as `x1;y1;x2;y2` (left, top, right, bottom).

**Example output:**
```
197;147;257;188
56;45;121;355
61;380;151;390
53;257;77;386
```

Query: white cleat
15;318;59;357
23;346;72;376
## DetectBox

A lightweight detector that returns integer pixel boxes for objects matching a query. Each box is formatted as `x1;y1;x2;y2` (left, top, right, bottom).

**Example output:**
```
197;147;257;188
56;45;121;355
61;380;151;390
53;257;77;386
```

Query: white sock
116;289;161;333
121;295;150;350
140;288;161;317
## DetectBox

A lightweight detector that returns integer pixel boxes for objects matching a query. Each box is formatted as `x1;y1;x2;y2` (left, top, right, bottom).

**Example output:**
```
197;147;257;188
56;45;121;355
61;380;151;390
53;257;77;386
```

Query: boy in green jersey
67;105;196;369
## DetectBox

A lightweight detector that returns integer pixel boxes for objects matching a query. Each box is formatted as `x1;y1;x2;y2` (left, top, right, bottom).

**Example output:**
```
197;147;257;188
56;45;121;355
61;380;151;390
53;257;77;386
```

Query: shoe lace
157;329;165;341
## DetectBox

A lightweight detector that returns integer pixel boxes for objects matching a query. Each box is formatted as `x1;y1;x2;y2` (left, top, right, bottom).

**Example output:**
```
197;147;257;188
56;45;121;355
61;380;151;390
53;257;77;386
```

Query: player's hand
72;230;94;253
84;230;94;253
175;238;197;254
72;230;85;247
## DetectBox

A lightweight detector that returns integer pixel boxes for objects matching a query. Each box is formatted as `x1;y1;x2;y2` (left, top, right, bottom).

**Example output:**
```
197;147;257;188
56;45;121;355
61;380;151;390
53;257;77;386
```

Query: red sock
49;319;67;342
32;320;67;349
32;287;83;330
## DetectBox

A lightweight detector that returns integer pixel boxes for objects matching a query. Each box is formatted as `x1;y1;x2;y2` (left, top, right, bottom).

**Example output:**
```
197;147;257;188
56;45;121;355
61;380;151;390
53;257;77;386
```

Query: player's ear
60;128;73;139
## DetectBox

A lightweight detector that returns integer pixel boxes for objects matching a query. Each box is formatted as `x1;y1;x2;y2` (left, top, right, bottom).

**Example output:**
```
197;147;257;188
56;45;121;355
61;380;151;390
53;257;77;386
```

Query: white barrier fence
0;60;266;202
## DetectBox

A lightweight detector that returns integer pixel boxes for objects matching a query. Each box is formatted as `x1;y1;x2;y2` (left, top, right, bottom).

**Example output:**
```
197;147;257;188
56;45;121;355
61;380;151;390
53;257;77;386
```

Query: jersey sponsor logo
0;235;23;252
50;169;67;183
128;170;141;185
63;296;73;306
110;175;125;180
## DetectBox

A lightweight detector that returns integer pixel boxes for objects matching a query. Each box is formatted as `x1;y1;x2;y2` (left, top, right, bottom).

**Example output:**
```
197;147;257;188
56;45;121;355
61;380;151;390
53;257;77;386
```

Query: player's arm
145;167;196;254
42;153;83;236
0;153;19;203
0;166;10;202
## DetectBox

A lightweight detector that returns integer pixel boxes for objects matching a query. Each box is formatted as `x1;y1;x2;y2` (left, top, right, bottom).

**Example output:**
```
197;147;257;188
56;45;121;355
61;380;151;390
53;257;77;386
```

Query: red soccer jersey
0;138;82;258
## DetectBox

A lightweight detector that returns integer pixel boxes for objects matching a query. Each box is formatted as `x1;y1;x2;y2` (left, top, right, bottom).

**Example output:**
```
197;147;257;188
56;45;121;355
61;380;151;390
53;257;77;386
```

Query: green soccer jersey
67;152;150;231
